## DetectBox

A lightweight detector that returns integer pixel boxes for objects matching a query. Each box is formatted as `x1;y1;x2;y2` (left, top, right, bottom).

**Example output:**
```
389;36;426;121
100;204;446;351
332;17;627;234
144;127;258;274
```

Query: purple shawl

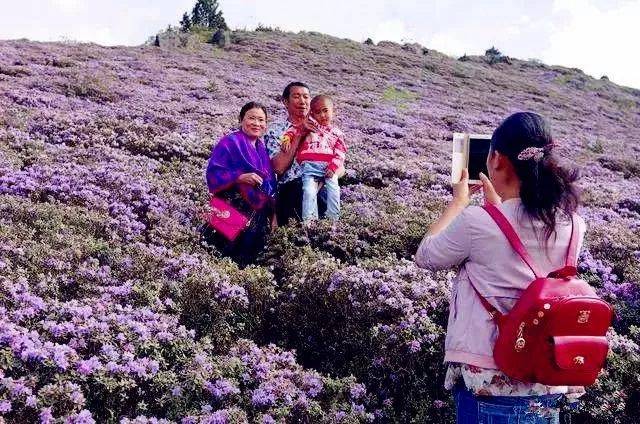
206;130;276;210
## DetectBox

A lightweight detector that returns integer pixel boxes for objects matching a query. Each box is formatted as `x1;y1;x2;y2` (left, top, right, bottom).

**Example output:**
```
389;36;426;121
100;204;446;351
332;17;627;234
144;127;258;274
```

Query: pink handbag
204;197;251;241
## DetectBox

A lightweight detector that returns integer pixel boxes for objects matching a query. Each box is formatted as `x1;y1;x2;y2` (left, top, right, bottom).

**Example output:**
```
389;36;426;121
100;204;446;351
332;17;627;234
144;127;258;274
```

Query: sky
0;0;638;89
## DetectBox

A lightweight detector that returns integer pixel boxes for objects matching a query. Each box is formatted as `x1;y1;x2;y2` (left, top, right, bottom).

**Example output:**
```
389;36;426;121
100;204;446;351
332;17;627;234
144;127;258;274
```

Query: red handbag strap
483;203;544;279
565;214;579;267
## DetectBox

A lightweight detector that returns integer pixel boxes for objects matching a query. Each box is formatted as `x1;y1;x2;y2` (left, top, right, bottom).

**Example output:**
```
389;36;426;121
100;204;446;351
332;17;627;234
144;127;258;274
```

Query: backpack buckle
548;266;577;279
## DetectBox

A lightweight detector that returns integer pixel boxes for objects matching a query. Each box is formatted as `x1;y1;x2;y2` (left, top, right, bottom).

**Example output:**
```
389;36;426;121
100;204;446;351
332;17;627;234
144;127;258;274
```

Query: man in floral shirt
265;82;344;225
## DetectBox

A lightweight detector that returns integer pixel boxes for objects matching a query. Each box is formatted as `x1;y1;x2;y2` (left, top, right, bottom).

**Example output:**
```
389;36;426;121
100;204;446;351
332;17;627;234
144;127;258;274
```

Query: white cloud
372;19;414;43
427;32;469;57
0;0;193;45
543;0;640;87
49;0;87;12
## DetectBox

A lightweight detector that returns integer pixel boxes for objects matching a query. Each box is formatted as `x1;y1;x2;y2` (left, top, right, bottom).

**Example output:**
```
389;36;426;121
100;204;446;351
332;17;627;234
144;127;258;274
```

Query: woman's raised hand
452;168;481;207
479;172;501;205
237;173;264;187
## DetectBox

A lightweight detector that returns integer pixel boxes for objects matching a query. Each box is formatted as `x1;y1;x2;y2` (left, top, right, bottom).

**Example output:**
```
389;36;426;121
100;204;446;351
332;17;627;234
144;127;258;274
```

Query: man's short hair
282;82;310;101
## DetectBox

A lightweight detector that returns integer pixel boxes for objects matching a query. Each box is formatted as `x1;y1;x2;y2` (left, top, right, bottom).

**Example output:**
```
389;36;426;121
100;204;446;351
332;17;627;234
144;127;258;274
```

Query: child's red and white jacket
296;125;347;173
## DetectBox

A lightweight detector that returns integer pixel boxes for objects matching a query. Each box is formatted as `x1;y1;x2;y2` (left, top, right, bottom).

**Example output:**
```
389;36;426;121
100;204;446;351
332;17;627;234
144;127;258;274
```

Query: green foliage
585;137;605;154
257;234;454;422
255;24;282;32
0;65;31;77
485;46;501;57
381;86;418;111
187;25;215;43
61;73;119;102
178;259;277;346
598;157;640;179
613;96;636;111
451;62;474;79
484;46;511;65
181;0;228;32
573;329;640;424
179;12;192;31
205;80;218;93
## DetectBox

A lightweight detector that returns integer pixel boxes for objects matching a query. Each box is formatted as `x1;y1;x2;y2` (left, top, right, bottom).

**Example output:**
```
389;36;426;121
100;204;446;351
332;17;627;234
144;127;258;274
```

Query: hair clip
517;143;553;162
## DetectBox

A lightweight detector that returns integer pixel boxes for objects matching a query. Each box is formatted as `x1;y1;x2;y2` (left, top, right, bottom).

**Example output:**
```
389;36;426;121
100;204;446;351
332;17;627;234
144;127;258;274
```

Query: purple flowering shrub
571;329;640;423
1;29;640;422
0;197;367;422
262;175;449;264
579;223;640;332
259;241;453;421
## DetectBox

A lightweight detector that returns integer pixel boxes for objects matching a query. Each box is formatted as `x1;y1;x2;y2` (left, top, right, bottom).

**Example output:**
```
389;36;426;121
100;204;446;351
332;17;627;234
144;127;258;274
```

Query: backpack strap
483;203;544;279
565;214;579;267
467;276;504;321
547;214;580;279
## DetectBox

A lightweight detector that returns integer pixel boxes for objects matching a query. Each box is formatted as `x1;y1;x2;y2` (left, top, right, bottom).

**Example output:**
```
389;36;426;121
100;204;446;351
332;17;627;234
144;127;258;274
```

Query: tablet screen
468;137;491;181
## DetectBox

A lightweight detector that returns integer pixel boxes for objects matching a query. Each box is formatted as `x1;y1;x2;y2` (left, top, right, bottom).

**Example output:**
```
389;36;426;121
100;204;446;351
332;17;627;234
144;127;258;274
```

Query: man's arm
271;140;299;175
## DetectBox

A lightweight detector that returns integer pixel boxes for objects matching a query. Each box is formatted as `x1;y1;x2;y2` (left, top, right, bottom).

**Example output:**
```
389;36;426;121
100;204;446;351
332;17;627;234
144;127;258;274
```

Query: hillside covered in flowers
0;29;639;423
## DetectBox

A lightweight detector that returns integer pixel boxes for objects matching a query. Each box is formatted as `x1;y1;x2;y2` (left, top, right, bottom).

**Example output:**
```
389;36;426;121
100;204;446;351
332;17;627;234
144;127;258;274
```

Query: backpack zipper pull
515;322;526;351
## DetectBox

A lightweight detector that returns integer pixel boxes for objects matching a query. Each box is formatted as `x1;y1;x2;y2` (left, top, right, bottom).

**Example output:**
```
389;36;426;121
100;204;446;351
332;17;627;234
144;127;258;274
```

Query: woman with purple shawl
203;102;276;265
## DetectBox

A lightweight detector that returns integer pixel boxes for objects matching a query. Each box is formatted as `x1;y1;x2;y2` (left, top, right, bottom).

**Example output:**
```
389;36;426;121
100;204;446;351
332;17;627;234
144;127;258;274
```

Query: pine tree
190;0;228;30
180;12;192;31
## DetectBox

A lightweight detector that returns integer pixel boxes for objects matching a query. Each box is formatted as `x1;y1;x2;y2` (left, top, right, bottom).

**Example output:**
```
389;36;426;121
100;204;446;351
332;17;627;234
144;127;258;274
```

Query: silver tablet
451;133;492;184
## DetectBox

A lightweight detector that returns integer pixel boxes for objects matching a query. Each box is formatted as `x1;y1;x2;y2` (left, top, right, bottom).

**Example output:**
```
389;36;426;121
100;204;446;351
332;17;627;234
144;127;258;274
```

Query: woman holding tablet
415;112;584;423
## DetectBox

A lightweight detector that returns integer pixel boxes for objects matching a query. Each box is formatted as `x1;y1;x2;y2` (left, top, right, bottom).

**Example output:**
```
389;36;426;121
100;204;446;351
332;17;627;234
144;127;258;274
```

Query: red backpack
471;204;613;386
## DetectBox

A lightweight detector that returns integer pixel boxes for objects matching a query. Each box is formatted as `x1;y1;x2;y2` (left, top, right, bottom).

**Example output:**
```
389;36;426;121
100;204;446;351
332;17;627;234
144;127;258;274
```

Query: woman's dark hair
282;82;310;101
491;112;579;241
239;101;268;122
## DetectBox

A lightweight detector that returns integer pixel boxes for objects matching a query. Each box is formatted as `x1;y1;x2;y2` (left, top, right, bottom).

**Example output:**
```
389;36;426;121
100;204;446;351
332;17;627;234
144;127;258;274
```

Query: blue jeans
454;384;562;424
301;161;340;221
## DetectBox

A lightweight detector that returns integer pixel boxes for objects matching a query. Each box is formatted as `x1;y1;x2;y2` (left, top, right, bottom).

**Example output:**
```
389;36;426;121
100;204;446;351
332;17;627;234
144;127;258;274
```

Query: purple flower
77;356;103;375
64;409;95;424
0;400;12;413
302;374;323;397
67;383;85;406
40;407;55;424
26;395;38;407
261;415;276;424
408;340;421;353
350;383;366;400
251;387;276;407
205;379;240;400
202;410;228;424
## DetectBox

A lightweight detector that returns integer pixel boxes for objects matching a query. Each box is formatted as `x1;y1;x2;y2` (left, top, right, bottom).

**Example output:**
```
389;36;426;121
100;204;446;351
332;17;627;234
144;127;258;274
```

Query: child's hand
325;169;335;178
304;116;320;133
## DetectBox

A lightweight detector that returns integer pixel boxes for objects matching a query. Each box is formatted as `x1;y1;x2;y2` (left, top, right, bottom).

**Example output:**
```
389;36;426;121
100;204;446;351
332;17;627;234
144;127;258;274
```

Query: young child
294;95;347;221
